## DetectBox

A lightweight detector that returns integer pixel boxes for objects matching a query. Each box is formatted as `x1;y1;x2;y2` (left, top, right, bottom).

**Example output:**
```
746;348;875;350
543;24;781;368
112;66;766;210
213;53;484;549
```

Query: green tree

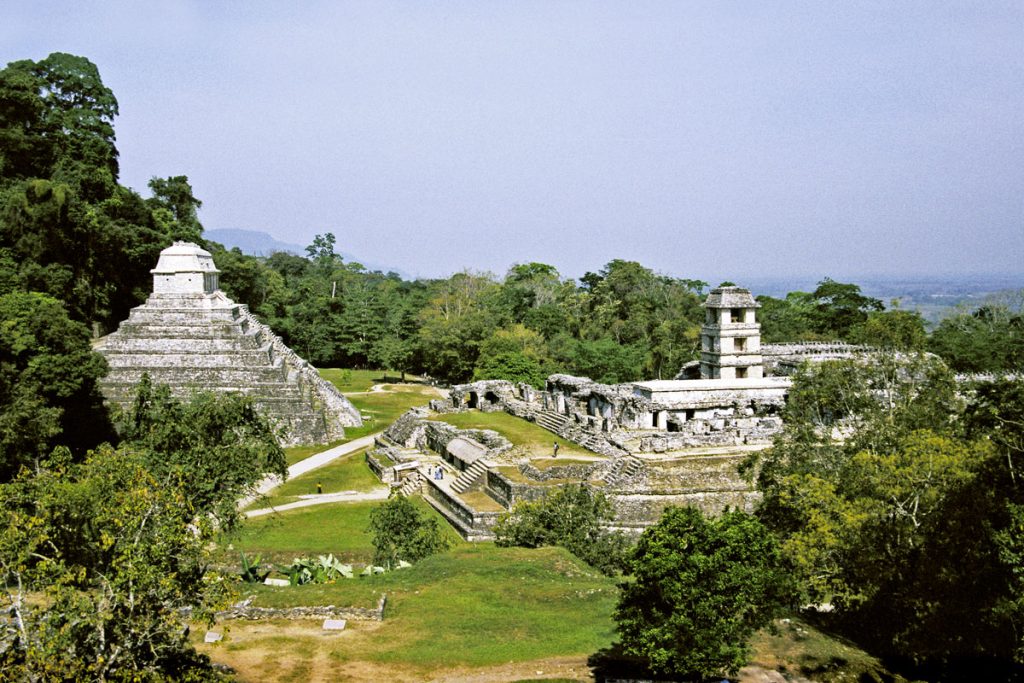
548;335;647;384
0;291;112;478
367;494;451;568
615;507;794;680
929;300;1024;373
748;360;1024;666
0;446;229;680
850;308;927;351
147;175;203;243
121;377;286;530
756;292;818;343
494;485;628;575
809;278;883;340
473;351;547;387
0;53;119;200
0;54;173;332
416;271;503;383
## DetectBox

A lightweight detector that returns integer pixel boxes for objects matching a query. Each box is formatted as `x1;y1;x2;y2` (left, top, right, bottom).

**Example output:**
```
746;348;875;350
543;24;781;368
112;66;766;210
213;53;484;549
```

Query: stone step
96;336;266;352
398;472;424;497
604;456;644;486
451;460;490;494
534;411;569;434
102;351;277;368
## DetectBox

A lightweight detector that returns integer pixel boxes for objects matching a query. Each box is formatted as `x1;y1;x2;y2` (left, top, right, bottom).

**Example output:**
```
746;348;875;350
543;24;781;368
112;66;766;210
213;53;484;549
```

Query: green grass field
345;386;441;437
229;501;380;565
229;496;459;566
317;368;388;393
254;448;382;509
207;543;618;677
282;440;345;466
430;410;597;458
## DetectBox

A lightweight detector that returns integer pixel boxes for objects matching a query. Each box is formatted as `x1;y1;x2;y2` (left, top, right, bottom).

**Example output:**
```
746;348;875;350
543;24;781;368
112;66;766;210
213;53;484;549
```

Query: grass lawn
459;490;506;512
200;544;619;680
345;385;441;436
282;440;346;467
430;410;595;458
228;501;380;565
317;368;386;393
228;496;459;566
318;368;427;393
253;449;382;509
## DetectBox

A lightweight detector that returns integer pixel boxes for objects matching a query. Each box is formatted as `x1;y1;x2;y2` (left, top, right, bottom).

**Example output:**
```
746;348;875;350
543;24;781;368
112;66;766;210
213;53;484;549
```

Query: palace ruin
366;285;853;538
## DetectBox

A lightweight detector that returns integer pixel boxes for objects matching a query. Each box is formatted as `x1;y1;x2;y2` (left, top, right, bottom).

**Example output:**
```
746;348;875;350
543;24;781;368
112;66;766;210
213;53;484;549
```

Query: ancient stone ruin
367;283;999;539
366;285;806;537
95;242;362;445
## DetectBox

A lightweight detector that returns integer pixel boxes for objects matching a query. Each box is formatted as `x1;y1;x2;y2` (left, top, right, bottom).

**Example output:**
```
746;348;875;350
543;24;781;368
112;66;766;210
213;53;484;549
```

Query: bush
494;484;629;575
367;495;451;568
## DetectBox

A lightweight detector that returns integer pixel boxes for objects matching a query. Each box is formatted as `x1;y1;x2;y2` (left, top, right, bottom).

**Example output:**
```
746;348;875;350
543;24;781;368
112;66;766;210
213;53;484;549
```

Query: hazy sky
3;1;1022;281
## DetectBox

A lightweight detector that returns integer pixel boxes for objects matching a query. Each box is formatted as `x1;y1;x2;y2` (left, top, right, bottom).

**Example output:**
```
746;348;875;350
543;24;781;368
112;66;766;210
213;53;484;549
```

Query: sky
3;1;1022;282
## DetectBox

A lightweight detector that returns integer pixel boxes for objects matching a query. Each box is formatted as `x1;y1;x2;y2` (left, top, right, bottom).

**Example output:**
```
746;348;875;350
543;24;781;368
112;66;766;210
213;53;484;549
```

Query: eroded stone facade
95;242;362;445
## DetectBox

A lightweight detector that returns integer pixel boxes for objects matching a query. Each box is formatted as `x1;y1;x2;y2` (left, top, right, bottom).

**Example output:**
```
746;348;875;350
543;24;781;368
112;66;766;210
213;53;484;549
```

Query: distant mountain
205;229;305;256
205;229;408;277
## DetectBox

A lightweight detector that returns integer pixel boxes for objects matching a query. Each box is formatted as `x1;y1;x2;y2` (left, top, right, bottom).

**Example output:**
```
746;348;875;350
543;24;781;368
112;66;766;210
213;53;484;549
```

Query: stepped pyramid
95;242;362;445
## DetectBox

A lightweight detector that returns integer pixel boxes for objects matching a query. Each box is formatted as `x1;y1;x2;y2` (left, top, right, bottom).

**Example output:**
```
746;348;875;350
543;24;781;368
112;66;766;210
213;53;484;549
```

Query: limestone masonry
95;242;361;445
368;285;803;537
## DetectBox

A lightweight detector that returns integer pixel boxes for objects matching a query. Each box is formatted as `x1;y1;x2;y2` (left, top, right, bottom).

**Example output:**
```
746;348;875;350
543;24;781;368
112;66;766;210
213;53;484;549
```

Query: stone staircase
533;410;570;435
398;471;424;497
578;433;630;458
451;460;490;494
603;456;645;487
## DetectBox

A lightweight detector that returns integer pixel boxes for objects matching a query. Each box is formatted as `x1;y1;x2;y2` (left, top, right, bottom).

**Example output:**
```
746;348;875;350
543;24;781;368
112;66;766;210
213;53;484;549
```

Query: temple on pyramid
95;242;362;445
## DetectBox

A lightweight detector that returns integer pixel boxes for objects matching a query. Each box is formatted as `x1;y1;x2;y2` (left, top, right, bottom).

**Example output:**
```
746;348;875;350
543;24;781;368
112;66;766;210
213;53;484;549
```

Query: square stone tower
700;286;763;380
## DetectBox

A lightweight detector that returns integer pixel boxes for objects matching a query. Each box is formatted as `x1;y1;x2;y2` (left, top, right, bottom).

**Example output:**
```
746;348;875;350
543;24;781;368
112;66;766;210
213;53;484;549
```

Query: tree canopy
615;507;794;679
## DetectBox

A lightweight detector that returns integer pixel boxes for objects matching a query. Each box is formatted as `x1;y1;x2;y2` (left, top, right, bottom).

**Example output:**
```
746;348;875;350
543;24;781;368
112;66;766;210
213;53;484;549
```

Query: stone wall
204;594;387;621
382;407;430;447
485;470;550;508
423;479;501;541
518;462;601;482
422;421;512;462
610;489;759;529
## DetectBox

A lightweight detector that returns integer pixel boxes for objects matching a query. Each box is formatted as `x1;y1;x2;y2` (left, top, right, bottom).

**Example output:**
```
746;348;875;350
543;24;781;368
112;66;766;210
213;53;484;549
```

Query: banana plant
239;553;271;583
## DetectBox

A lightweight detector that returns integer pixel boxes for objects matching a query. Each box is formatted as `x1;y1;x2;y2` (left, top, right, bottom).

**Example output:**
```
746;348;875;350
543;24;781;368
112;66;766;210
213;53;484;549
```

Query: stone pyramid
95;242;362;445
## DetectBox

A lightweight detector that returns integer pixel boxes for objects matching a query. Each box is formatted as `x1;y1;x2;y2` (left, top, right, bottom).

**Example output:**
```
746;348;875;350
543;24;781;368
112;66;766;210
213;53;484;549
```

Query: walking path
238;432;382;510
240;379;446;515
245;488;389;518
